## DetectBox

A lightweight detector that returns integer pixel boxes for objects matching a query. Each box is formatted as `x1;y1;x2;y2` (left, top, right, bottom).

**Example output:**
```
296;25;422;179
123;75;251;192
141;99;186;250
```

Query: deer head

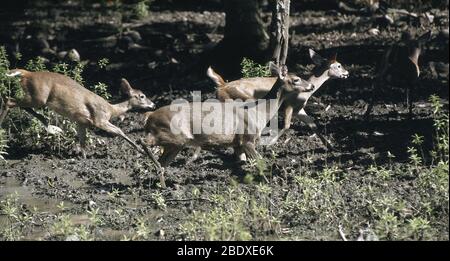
269;62;315;95
120;78;155;111
310;49;349;79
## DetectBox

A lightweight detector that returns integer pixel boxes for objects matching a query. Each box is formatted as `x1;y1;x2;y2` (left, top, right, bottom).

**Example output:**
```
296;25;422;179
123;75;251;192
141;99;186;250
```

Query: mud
0;1;448;240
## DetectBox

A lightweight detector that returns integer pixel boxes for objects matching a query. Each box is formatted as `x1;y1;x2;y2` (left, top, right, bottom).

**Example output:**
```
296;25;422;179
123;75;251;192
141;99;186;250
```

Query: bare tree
270;0;291;66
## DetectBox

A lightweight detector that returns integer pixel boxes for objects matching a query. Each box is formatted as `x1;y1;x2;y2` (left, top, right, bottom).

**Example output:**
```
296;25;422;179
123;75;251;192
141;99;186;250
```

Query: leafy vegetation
241;58;271;78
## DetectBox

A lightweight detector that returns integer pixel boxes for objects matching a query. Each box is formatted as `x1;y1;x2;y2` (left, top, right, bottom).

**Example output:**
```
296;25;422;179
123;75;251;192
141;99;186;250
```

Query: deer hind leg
159;145;182;167
242;142;261;161
137;138;166;188
234;146;247;162
22;108;63;135
96;121;143;154
0;98;17;126
406;81;418;116
298;110;335;151
186;146;201;164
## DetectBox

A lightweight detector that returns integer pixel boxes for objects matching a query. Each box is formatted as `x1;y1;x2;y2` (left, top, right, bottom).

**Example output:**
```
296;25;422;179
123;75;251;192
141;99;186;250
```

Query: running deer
208;49;349;149
363;31;432;117
141;63;314;170
0;69;157;160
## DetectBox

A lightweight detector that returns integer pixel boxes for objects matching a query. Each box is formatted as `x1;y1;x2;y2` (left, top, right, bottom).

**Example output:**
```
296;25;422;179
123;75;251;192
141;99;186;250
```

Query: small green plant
179;185;280;241
25;56;47;72
134;217;150;240
0;129;8;161
98;58;109;69
241;57;271;78
133;0;151;19
107;188;121;201
429;95;449;163
0;46;24;100
53;62;69;76
375;210;399;240
52;214;75;237
408;217;430;240
245;156;273;184
151;191;167;211
91;82;111;100
71;61;87;85
87;207;103;226
0;192;36;240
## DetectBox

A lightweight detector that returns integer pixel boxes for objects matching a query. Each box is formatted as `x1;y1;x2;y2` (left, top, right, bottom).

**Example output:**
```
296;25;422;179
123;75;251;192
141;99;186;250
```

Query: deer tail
206;67;225;88
5;69;28;77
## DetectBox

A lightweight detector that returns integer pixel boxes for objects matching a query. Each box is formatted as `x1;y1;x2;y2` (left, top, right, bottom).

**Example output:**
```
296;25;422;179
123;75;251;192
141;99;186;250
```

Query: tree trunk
223;0;269;55
270;0;291;66
207;0;269;78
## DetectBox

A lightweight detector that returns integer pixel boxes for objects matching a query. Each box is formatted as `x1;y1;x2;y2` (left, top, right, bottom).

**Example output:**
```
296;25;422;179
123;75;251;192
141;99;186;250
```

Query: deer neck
111;100;132;118
301;69;331;99
408;48;421;66
258;80;286;130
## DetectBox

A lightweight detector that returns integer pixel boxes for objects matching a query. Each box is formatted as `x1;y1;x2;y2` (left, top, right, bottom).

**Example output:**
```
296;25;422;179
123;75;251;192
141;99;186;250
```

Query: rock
368;28;380;36
65;235;80;241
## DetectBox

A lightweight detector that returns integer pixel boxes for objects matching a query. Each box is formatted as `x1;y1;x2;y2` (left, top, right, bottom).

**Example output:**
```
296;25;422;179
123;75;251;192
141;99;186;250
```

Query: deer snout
148;100;156;110
341;70;350;79
303;82;314;92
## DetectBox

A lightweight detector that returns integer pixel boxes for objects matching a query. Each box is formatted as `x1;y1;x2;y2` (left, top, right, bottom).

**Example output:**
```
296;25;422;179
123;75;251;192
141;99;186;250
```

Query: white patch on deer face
328;62;349;79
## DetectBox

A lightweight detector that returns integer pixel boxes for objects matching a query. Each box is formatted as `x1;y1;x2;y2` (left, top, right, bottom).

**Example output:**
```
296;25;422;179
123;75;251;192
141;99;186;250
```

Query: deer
0;69;159;162
363;31;432;117
141;63;314;176
208;49;349;150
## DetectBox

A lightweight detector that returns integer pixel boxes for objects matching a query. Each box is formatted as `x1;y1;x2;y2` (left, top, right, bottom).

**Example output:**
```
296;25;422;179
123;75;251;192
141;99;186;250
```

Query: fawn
141;63;314;170
363;31;432;117
0;69;157;160
208;49;349;149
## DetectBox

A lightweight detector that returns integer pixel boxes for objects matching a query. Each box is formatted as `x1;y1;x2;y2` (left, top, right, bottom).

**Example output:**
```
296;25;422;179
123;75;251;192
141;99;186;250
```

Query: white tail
0;69;157;161
5;70;23;77
206;67;225;88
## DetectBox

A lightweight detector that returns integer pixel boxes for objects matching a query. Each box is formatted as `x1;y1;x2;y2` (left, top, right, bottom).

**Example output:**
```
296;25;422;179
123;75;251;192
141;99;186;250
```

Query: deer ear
279;65;288;79
269;61;280;76
120;78;133;96
309;49;326;65
330;53;337;62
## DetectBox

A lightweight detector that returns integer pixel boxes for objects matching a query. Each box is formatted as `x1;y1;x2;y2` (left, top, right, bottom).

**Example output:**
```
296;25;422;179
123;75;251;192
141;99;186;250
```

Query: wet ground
0;1;448;240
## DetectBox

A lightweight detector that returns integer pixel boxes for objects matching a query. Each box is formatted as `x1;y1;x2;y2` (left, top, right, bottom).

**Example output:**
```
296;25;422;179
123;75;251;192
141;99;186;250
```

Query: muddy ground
0;1;448;240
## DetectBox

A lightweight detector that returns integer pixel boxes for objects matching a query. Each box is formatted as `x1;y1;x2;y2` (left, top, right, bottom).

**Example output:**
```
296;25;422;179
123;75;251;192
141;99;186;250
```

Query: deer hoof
46;125;63;135
259;135;278;146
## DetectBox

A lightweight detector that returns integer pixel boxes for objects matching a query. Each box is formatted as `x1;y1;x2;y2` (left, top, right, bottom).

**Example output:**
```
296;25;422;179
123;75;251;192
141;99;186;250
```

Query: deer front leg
298;109;335;151
407;80;418;117
363;82;378;119
138;138;166;188
283;105;294;130
77;124;88;159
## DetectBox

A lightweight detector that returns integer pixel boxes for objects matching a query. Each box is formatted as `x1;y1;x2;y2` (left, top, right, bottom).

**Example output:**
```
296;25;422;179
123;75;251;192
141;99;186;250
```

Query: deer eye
140;95;145;99
293;78;301;84
337;65;341;68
